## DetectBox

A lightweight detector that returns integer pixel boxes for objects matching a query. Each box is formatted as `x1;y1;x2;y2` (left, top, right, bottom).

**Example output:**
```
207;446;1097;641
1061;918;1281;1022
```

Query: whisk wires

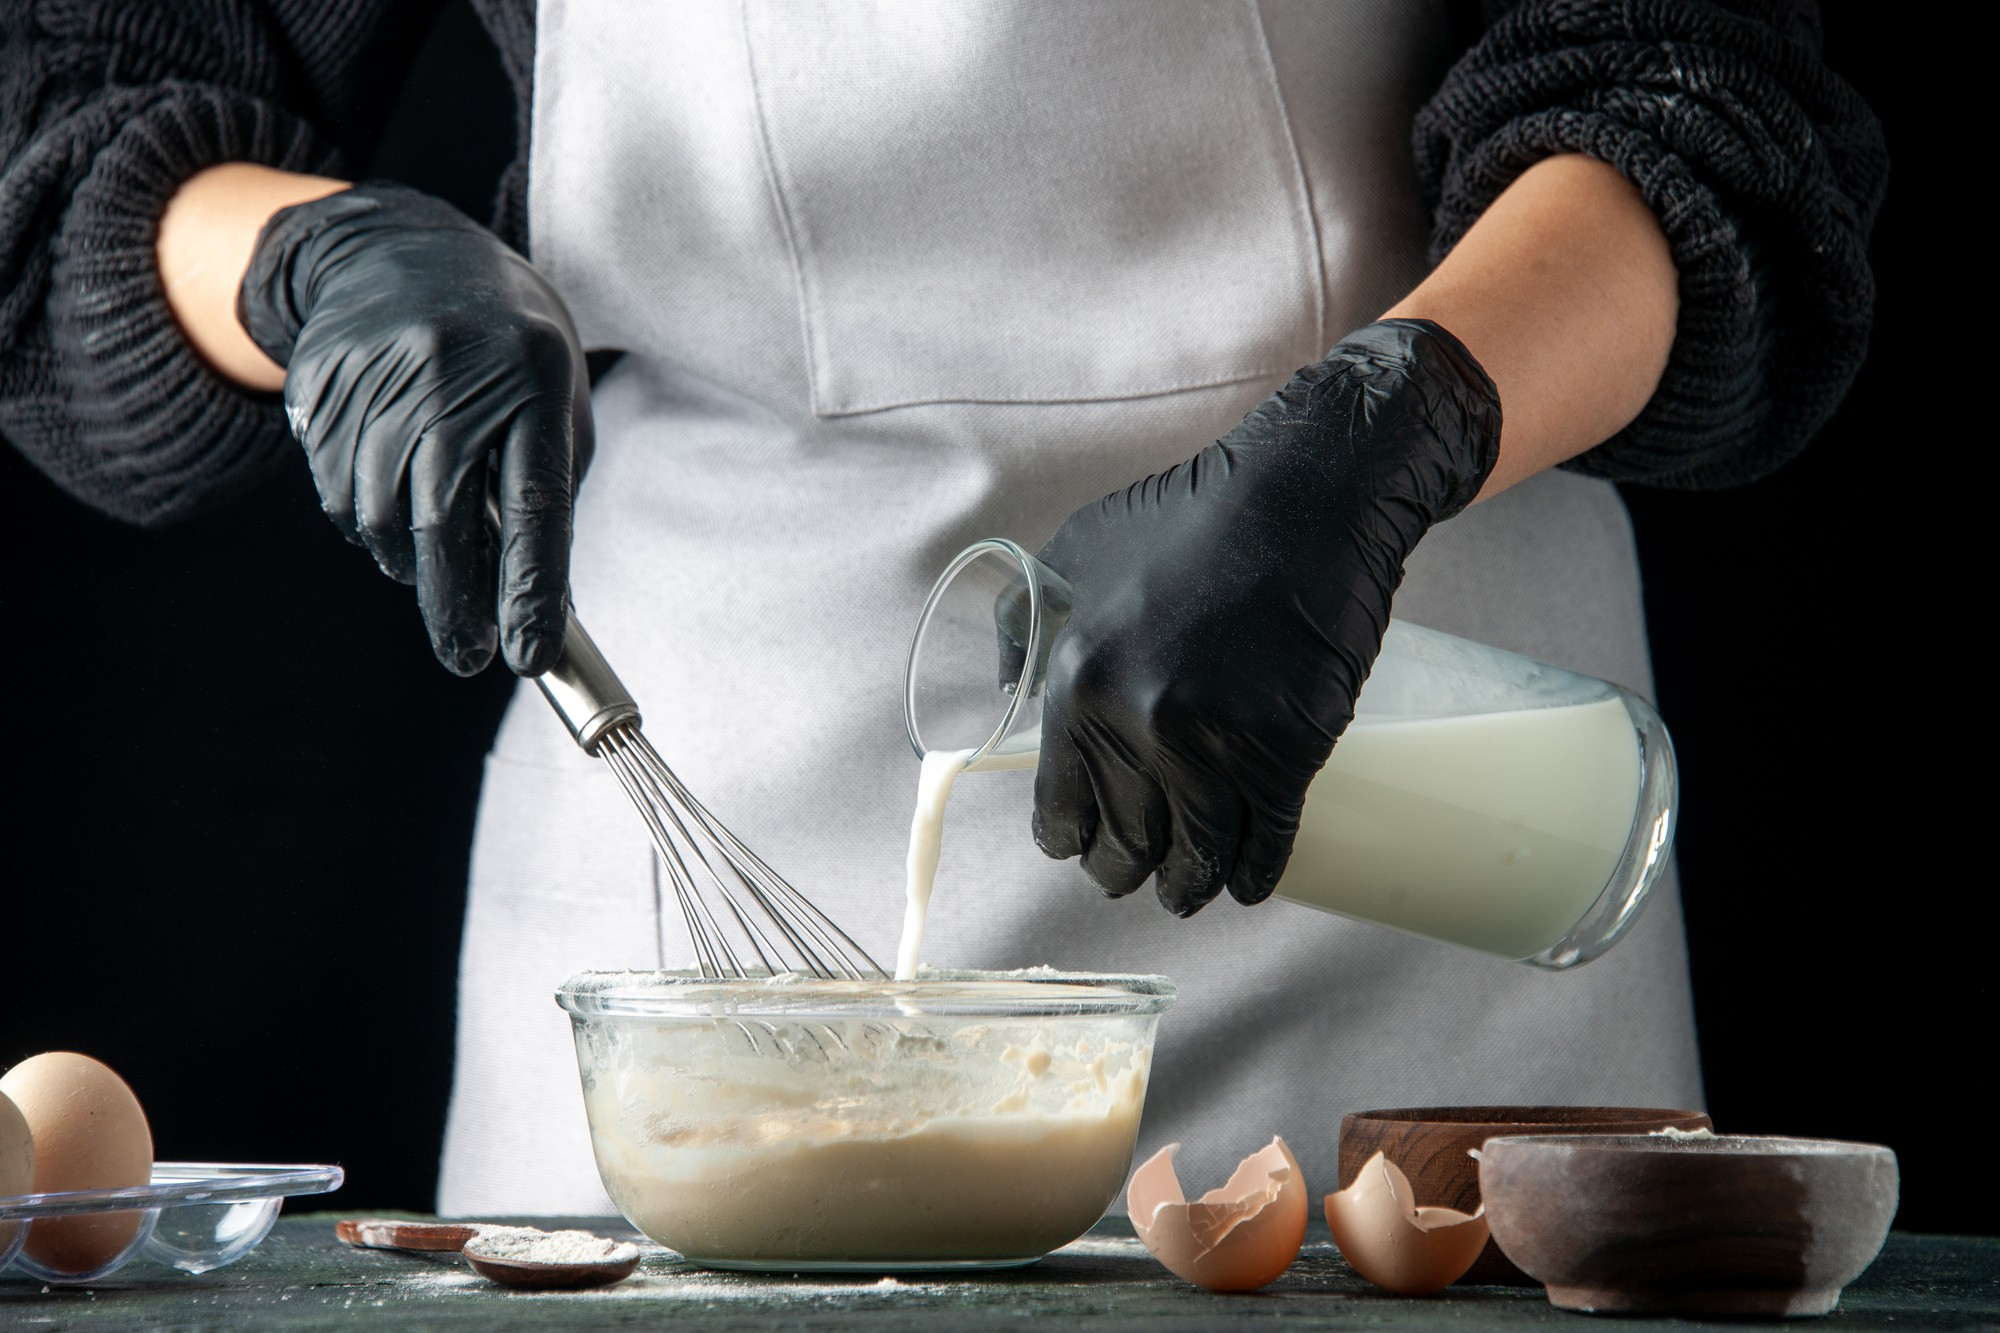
596;725;886;981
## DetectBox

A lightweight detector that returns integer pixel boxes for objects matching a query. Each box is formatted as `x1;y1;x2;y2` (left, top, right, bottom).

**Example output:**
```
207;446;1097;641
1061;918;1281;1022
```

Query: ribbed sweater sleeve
467;0;536;252
0;1;438;525
1415;0;1888;488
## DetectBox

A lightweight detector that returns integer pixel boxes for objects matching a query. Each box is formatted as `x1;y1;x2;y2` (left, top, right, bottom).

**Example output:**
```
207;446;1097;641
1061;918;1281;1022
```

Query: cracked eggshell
1325;1149;1489;1295
1127;1136;1306;1291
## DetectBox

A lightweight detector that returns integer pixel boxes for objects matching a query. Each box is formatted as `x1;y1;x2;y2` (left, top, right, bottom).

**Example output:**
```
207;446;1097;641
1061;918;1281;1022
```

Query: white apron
438;0;1703;1216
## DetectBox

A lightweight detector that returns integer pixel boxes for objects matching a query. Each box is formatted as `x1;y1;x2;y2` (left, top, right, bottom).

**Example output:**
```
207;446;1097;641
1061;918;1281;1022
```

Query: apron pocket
743;0;1325;415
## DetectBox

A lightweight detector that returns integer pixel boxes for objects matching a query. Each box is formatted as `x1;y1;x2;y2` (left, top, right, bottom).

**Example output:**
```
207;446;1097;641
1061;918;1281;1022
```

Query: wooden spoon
460;1235;642;1290
336;1218;480;1252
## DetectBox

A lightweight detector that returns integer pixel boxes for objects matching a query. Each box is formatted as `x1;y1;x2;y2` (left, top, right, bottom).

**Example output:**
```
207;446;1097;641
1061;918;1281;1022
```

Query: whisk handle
485;494;640;752
535;607;642;752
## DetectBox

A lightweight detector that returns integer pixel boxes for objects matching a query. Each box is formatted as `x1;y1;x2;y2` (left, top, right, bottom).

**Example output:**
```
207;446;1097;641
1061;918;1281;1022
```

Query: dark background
3;4;1975;1232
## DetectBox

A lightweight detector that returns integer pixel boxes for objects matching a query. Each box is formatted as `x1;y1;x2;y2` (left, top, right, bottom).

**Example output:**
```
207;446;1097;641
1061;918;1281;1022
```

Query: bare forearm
155;163;350;391
1384;154;1678;499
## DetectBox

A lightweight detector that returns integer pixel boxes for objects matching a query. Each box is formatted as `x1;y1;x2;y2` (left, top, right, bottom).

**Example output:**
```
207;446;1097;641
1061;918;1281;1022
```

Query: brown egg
0;1053;154;1273
0;1090;35;1253
1127;1136;1307;1292
1324;1149;1489;1295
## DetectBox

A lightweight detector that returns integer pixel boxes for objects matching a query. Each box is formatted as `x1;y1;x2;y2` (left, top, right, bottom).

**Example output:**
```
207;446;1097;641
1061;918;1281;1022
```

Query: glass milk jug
905;540;1677;969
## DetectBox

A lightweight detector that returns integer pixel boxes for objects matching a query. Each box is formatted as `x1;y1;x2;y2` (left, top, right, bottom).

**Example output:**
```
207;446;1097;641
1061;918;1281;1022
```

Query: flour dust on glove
1032;320;1500;916
238;182;593;677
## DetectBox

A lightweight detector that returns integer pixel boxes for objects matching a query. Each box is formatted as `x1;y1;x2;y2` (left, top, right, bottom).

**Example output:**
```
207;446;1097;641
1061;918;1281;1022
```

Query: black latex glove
1032;319;1500;916
238;182;592;677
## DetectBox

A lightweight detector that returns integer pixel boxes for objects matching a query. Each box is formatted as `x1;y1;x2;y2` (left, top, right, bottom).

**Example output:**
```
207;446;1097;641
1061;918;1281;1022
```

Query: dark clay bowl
1338;1105;1711;1284
1479;1134;1898;1318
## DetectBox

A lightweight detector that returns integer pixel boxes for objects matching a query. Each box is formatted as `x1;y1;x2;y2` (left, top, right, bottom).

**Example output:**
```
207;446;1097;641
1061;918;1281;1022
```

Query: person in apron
7;2;1886;1215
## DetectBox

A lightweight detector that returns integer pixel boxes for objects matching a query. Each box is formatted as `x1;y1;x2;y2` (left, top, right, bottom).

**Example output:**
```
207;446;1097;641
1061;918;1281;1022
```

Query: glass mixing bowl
556;969;1174;1271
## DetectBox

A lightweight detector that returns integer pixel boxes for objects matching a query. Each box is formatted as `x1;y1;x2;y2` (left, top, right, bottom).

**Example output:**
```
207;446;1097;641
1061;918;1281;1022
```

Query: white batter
574;991;1154;1265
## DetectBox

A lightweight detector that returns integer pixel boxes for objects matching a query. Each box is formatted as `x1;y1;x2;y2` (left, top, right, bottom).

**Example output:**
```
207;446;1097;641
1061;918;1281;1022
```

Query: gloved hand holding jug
1030;319;1500;916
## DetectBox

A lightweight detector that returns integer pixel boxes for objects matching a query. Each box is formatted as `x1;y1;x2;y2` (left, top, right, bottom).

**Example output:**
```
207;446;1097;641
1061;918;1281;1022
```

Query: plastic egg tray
0;1162;341;1284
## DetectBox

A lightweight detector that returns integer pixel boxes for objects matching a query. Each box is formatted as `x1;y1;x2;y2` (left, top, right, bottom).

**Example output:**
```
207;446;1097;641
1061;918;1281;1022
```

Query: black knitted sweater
0;0;1886;527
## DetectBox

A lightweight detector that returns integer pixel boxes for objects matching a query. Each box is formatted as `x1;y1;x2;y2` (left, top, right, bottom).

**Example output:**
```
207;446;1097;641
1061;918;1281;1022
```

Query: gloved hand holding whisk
231;177;592;678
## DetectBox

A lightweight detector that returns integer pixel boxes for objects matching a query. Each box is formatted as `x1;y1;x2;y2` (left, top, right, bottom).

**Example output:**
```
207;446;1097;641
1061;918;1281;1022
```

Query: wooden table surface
3;1216;1995;1331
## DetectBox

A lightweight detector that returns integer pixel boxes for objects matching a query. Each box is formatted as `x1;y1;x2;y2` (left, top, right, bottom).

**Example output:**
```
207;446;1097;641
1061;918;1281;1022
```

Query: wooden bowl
1337;1105;1711;1284
1479;1134;1898;1318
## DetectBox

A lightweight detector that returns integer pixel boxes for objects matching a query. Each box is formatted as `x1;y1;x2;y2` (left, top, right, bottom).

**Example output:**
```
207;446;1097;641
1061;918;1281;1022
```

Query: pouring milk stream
900;540;1678;977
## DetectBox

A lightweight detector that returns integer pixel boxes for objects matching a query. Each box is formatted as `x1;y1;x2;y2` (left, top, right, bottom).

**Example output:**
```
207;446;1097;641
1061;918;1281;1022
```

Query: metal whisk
527;602;887;982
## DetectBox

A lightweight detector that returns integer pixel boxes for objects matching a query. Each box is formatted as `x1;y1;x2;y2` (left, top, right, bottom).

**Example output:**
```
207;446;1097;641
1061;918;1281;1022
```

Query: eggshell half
1128;1136;1306;1291
0;1053;153;1273
0;1090;35;1252
1324;1149;1489;1295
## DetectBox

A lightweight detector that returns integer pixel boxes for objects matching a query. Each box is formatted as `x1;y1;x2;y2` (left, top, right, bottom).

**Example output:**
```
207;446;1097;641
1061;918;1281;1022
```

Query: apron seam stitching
1248;0;1328;355
813;368;1294;418
739;0;827;414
